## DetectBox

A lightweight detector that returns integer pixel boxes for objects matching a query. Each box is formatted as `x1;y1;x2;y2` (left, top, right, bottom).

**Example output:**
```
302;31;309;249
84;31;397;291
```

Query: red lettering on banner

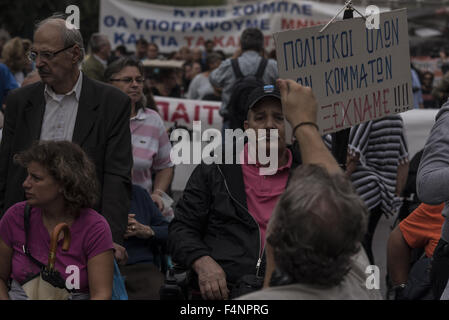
383;89;390;114
341;99;352;127
353;97;363;123
171;103;190;123
321;89;393;134
372;90;382;118
320;104;334;133
203;105;220;125
281;19;326;30
214;36;224;47
195;36;205;47
194;105;200;121
332;102;343;129
225;36;236;48
184;36;194;47
156;101;170;121
363;95;373;120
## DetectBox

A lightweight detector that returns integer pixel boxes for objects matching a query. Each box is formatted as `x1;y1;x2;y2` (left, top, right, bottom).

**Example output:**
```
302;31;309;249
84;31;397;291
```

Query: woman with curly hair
0;141;114;300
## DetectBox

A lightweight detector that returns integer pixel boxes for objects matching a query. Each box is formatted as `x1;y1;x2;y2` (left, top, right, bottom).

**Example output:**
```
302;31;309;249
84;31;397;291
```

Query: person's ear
71;45;81;65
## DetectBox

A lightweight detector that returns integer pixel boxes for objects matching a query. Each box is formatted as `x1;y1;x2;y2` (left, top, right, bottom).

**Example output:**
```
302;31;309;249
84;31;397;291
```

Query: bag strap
23;204;46;269
255;58;268;79
231;59;244;79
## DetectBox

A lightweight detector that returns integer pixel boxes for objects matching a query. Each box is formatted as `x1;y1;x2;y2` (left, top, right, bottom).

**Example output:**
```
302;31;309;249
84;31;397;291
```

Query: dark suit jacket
0;75;133;245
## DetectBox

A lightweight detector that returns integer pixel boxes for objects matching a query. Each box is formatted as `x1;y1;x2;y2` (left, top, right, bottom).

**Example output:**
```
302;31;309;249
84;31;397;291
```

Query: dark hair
267;165;368;287
14;141;99;215
240;28;264;52
206;52;223;68
136;38;148;46
104;57;145;111
115;45;128;56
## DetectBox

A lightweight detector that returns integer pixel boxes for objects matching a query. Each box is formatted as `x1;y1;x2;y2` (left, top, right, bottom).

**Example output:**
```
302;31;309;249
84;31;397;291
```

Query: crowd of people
1;10;449;302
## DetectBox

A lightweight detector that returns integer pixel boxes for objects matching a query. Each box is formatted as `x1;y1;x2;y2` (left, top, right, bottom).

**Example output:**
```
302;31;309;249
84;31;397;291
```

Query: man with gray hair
82;33;111;82
0;14;133;264
238;79;382;299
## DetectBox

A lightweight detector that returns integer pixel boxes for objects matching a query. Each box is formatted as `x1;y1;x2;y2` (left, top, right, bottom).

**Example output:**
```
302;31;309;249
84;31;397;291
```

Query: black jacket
168;145;301;284
0;76;133;245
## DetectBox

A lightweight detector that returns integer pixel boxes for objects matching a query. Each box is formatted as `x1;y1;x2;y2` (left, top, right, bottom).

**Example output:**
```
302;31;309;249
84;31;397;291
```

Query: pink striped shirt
130;108;173;193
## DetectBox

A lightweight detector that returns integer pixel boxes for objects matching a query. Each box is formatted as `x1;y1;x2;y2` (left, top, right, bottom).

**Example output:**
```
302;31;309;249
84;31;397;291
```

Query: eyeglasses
27;44;75;62
109;77;145;84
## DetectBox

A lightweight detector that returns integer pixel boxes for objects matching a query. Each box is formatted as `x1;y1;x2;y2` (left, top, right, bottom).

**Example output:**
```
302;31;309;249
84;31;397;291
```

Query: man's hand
124;214;155;239
113;243;128;266
277;79;317;127
193;256;229;300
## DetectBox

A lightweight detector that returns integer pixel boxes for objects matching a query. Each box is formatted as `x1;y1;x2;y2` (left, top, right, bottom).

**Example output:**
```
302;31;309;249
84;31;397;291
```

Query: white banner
154;96;222;131
274;9;413;134
99;0;371;54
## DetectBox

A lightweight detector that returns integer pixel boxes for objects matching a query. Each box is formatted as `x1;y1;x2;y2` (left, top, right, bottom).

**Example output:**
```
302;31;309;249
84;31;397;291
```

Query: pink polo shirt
240;143;292;252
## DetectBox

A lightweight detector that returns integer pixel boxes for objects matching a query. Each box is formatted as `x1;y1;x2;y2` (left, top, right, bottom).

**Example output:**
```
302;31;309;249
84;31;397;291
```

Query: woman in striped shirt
346;115;409;264
105;58;174;211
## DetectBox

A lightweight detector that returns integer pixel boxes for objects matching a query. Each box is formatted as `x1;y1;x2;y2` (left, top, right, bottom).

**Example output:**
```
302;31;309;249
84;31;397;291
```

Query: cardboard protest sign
274;9;413;134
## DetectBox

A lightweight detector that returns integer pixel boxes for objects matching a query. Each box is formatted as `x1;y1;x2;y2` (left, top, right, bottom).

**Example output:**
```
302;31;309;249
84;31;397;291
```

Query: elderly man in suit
0;14;133;263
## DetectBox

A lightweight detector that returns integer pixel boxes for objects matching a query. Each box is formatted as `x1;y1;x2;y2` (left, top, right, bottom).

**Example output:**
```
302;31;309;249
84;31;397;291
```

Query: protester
0;141;114;300
411;66;423;109
182;61;201;94
345;116;409;264
421;71;437;109
417;99;449;299
168;84;302;300
114;45;128;59
120;184;169;300
1;37;28;85
151;68;182;98
186;52;223;100
135;38;148;61
178;46;192;62
432;68;449;108
0;14;133;265
238;79;380;300
147;42;164;60
105;57;174;210
209;28;278;131
387;203;444;299
82;33;111;82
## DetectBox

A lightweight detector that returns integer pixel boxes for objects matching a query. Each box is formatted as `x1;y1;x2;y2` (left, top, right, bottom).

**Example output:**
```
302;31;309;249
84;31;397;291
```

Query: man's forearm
387;226;411;285
295;125;342;175
153;167;174;193
396;162;409;197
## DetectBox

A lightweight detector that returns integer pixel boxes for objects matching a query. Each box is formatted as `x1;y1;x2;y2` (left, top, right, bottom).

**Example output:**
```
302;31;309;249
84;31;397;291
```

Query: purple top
0;202;114;293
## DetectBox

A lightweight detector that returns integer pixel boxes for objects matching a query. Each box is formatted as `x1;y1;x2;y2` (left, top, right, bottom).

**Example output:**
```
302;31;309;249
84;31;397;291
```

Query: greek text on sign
274;9;412;134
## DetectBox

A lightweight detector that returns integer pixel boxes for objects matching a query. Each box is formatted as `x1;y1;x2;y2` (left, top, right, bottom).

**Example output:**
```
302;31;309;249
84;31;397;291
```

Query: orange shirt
399;203;445;257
